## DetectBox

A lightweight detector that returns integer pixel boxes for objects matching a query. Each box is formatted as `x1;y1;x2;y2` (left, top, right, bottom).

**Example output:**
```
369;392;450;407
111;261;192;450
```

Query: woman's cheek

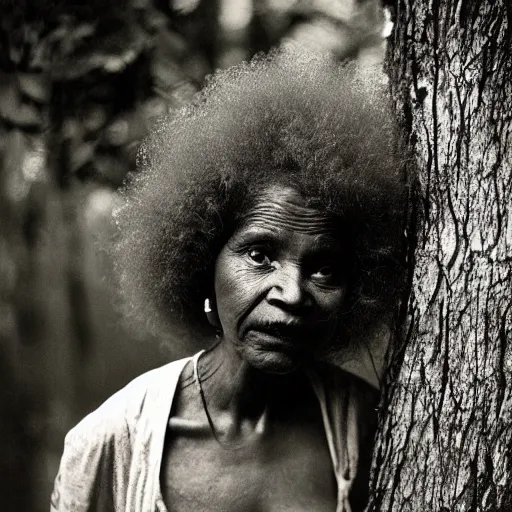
230;271;269;310
315;286;346;314
216;267;269;324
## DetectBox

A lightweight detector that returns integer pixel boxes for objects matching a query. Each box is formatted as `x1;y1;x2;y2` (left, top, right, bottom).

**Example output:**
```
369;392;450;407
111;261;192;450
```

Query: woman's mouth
244;322;309;349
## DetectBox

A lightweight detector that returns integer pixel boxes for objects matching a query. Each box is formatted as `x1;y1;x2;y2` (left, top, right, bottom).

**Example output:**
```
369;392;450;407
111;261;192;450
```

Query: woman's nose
266;264;308;310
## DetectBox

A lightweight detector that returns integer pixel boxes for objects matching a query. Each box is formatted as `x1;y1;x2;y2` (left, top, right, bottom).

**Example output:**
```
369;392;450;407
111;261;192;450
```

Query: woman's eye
248;248;271;265
311;265;335;280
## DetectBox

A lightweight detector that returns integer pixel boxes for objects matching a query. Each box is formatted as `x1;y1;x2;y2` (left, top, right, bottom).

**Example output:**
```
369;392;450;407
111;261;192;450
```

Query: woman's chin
244;347;306;375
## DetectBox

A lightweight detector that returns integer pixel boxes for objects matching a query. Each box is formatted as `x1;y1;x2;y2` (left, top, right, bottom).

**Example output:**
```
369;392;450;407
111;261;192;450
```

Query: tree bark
369;1;512;510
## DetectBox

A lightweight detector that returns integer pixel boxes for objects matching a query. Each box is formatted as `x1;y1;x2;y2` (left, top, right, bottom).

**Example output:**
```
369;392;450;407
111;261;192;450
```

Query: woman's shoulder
69;357;191;441
51;356;192;511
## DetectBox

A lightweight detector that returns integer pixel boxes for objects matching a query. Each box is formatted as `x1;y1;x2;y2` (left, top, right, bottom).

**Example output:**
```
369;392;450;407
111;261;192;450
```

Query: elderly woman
51;48;407;512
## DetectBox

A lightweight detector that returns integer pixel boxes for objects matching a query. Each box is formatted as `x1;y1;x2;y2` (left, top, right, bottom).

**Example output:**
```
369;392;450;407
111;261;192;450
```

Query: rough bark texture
369;1;512;510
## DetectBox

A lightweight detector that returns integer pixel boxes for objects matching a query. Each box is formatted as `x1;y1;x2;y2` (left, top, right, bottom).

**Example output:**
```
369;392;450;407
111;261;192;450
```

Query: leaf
83;106;108;134
103;111;146;147
51;23;150;81
140;6;168;31
70;142;96;173
0;81;44;129
95;152;130;186
17;73;51;104
104;118;131;147
140;97;167;124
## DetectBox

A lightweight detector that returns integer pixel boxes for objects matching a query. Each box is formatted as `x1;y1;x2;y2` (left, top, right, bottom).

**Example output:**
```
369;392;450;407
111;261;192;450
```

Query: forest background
0;0;388;509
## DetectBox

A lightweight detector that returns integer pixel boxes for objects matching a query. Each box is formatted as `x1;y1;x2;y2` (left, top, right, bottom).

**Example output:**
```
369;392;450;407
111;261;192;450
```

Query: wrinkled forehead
239;185;338;235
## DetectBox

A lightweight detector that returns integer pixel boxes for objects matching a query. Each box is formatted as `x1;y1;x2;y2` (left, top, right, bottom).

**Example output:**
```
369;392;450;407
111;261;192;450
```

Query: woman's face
214;185;347;374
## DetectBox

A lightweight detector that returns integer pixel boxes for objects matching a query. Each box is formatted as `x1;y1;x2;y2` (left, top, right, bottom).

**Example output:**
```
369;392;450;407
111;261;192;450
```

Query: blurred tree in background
0;0;385;509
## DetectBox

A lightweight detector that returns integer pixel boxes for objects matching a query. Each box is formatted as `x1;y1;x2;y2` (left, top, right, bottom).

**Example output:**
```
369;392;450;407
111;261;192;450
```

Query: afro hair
113;45;410;353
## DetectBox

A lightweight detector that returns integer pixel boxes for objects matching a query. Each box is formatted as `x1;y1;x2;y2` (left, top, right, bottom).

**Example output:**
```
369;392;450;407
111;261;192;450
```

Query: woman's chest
160;425;338;512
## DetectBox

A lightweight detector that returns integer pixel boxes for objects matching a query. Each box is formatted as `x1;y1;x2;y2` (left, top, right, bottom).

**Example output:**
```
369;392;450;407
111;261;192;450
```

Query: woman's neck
196;340;314;426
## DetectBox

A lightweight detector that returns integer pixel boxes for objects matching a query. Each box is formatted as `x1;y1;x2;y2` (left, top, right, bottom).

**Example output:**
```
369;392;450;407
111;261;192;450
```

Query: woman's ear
204;297;221;329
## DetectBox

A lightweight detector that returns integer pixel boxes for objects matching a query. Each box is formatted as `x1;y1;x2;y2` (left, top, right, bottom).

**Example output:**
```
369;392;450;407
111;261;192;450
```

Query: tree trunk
369;1;512;510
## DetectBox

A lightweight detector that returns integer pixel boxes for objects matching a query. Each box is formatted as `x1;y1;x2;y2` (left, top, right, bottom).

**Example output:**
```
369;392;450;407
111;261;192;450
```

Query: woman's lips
244;323;309;348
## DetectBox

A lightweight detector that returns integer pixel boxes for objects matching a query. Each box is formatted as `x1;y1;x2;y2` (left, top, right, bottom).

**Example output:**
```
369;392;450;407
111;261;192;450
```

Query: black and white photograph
0;1;511;510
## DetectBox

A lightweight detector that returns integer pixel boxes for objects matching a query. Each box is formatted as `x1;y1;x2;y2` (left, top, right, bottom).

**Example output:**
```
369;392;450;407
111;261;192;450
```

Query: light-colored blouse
51;354;376;512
